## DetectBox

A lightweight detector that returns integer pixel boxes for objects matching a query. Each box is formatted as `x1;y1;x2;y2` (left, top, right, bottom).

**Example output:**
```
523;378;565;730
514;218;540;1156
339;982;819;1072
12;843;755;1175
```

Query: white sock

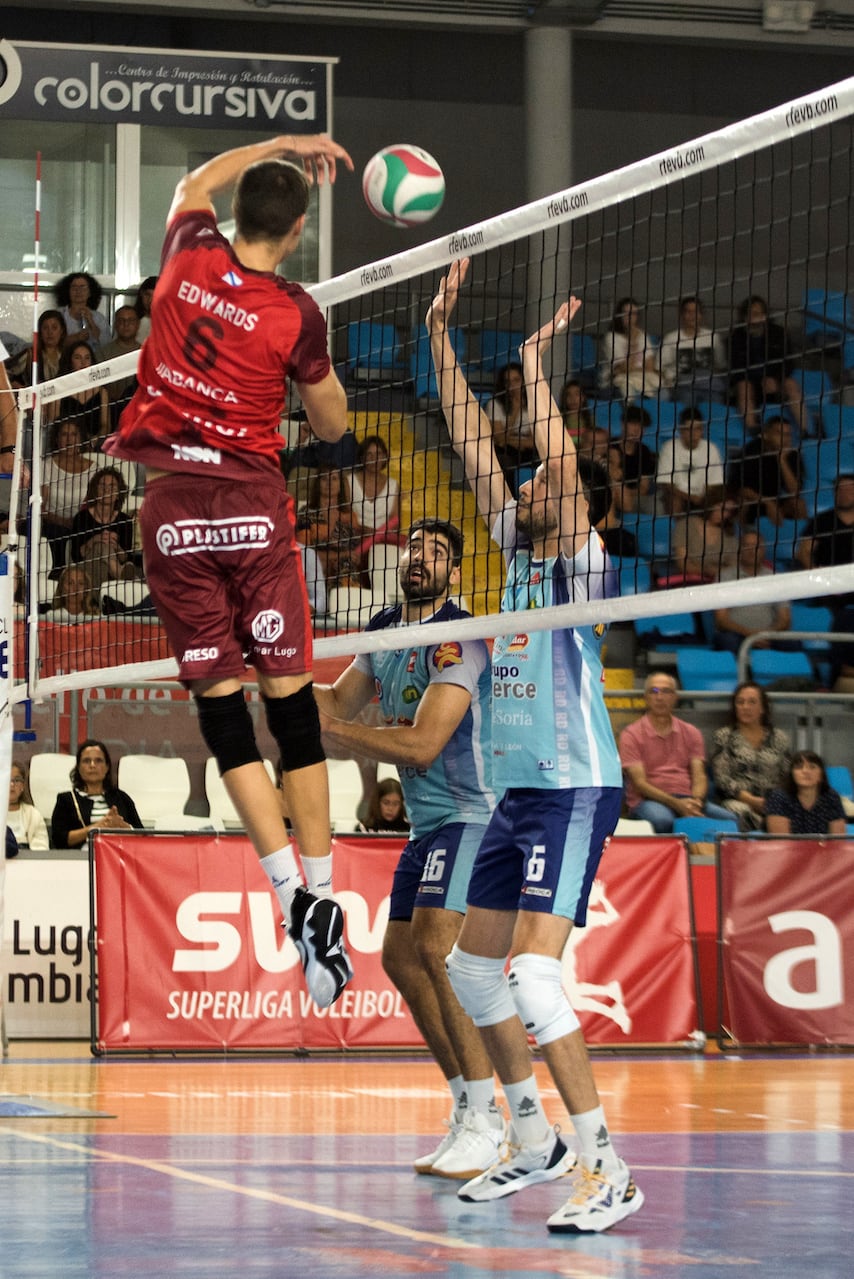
467;1076;503;1127
571;1105;619;1170
260;844;303;917
303;853;333;899
448;1074;466;1116
502;1076;551;1147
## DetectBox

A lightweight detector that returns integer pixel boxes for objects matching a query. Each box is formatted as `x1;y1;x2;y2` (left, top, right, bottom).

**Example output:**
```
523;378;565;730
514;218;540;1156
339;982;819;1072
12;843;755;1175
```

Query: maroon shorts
139;472;312;684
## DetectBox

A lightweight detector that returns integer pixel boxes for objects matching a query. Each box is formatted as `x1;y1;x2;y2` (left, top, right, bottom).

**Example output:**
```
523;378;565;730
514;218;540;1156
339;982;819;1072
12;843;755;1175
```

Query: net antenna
22;76;854;699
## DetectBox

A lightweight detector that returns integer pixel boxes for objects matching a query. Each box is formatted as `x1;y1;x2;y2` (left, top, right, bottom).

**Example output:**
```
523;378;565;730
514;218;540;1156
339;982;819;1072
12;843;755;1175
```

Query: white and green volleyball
362;144;445;228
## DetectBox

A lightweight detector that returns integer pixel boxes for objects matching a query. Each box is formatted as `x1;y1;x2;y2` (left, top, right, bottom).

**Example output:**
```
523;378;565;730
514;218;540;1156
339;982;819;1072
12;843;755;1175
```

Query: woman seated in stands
728;294;806;435
133;275;158;341
349;434;401;541
711;682;791;830
558;378;593;448
7;761;50;851
46;564;101;623
50;739;143;849
71;466;140;589
297;463;366;590
610;404;657;512
30;309;67;384
357;777;410;834
41;416;97;571
595;448;638;559
49;341;110;441
485;361;537;484
765;750;847;836
598;296;661;401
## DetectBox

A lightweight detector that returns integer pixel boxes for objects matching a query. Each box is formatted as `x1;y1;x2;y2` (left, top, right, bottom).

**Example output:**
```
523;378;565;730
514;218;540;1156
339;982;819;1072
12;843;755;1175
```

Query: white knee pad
446;944;517;1028
508;952;580;1047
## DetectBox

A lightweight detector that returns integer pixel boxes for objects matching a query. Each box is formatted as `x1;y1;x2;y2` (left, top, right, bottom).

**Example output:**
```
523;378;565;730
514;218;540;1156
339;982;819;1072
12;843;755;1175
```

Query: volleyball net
6;73;854;701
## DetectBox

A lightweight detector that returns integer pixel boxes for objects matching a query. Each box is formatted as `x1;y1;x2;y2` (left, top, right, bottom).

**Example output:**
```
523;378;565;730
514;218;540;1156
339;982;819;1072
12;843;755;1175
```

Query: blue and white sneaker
288;887;353;1008
546;1155;644;1233
457;1125;575;1202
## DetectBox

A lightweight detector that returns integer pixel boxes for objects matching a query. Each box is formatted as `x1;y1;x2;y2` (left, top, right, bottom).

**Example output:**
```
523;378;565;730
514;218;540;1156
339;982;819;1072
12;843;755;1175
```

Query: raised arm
167;133;354;223
426;258;510;528
519;298;588;558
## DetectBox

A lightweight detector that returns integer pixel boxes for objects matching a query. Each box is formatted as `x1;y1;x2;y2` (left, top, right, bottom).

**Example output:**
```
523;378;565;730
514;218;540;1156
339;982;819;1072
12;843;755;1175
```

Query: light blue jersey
490;506;622;791
353;600;495;838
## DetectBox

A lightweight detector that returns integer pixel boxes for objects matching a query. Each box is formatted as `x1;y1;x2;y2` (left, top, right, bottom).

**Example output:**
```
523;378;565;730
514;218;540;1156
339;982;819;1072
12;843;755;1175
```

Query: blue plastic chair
673;815;739;843
472;329;525;388
347;322;403;381
756;516;807;573
407;329;465;405
826;766;854;799
749;648;814;686
634;515;673;562
615;558;653;596
635;612;698;647
676;647;738;692
570;333;599;390
802;289;853;345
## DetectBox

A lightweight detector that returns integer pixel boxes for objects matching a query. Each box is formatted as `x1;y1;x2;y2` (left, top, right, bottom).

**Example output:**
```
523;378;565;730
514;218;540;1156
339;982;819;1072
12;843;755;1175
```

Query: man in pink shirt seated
619;670;732;832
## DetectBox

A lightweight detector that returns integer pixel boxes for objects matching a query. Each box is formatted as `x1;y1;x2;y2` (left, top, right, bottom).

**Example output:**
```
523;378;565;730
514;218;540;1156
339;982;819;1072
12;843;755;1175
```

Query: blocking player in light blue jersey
314;518;505;1180
428;259;643;1236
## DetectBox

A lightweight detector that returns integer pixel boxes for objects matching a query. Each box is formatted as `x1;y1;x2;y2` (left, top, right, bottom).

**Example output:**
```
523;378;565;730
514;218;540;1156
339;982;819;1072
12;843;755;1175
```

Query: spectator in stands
710;682;791;830
297;462;366;590
713;528;790;651
596;449;638;558
796;471;854;570
728;415;806;526
282;419;359;496
33;309;67;383
729;294;805;434
765;750;847;835
7;761;50;851
656;406;725;515
51;342;110;440
659;295;727;403
46;564;100;623
558;378;593;447
665;487;739;586
132;275;158;341
54;271;110;352
349;434;400;540
357;777;410;834
598;296;661;400
619;670;733;833
610;404;656;511
71;466;139;589
98;306;142;410
41;417;96;570
50;739;143;849
299;540;327;618
485;361;537;483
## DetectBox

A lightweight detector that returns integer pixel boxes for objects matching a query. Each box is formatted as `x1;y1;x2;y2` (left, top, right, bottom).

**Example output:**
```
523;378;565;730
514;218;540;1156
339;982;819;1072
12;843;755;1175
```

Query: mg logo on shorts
252;610;284;643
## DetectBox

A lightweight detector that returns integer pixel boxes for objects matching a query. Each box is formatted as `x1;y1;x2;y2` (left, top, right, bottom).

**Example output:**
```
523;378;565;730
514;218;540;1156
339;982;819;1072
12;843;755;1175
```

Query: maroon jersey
105;209;330;482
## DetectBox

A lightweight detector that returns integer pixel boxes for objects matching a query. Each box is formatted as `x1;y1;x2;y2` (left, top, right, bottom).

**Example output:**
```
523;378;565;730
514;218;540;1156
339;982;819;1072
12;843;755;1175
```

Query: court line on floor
0;1126;477;1250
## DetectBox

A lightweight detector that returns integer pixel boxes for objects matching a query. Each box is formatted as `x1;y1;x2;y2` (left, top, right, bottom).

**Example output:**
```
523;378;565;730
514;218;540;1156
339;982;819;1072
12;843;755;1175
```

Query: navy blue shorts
465;787;623;925
388;821;488;921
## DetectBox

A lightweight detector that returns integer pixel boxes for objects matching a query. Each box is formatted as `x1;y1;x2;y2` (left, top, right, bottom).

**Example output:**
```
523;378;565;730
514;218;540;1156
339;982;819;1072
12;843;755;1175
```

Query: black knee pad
195;690;262;775
264;683;326;773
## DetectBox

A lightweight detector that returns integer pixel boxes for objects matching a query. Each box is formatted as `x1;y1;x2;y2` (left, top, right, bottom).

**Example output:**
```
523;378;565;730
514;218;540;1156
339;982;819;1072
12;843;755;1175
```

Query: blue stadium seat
748;648;815;686
570;333;599;390
673;815;739;843
614;558;653;596
802;289;853;345
635;612;698;648
469;329;525;389
826;765;854;798
756;516;807;573
676;647;738;692
347;321;404;381
634;514;673;562
407;329;466;405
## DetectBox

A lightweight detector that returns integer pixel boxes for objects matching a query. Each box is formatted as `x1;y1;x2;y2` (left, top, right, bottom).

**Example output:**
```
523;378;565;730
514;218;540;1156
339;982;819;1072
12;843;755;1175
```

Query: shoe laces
565;1160;610;1205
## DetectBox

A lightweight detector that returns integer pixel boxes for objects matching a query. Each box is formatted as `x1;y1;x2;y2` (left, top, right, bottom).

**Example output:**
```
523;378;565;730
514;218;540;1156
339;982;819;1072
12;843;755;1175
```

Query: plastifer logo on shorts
155;517;274;555
252;611;284;643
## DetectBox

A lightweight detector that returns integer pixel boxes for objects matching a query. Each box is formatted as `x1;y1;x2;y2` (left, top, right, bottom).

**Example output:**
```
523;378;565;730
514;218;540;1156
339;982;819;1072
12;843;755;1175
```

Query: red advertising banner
94;832;698;1052
719;837;854;1046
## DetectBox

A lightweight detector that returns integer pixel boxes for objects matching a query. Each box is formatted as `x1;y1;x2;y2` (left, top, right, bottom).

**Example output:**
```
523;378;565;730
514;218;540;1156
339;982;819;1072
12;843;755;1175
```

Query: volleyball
362;144;445;228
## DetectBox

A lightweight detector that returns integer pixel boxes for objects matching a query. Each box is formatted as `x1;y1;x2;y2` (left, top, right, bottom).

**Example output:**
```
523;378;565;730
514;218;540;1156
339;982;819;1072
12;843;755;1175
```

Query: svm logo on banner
93;833;699;1052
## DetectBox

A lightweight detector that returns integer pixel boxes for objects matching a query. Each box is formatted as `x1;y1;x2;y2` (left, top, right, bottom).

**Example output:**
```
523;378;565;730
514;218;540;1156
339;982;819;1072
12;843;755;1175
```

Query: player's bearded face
516;477;557;540
400;543;451;601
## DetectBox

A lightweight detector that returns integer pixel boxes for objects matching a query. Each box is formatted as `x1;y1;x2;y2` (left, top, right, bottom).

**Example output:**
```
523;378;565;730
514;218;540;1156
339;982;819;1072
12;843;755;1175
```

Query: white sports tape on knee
508;952;580;1046
445;944;517;1028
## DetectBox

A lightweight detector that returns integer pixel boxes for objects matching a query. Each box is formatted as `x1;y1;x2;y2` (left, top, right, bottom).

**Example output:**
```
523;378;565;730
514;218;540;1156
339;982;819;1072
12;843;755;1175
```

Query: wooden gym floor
1;1043;852;1278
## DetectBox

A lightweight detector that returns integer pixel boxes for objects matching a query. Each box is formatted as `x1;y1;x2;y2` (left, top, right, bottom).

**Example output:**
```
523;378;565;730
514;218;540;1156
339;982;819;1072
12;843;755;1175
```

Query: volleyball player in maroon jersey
106;133;354;1006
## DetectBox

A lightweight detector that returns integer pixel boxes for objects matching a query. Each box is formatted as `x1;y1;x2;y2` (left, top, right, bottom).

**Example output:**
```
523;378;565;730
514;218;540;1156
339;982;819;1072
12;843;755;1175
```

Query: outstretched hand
521;295;582;359
426;257;470;333
279;133;354;185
